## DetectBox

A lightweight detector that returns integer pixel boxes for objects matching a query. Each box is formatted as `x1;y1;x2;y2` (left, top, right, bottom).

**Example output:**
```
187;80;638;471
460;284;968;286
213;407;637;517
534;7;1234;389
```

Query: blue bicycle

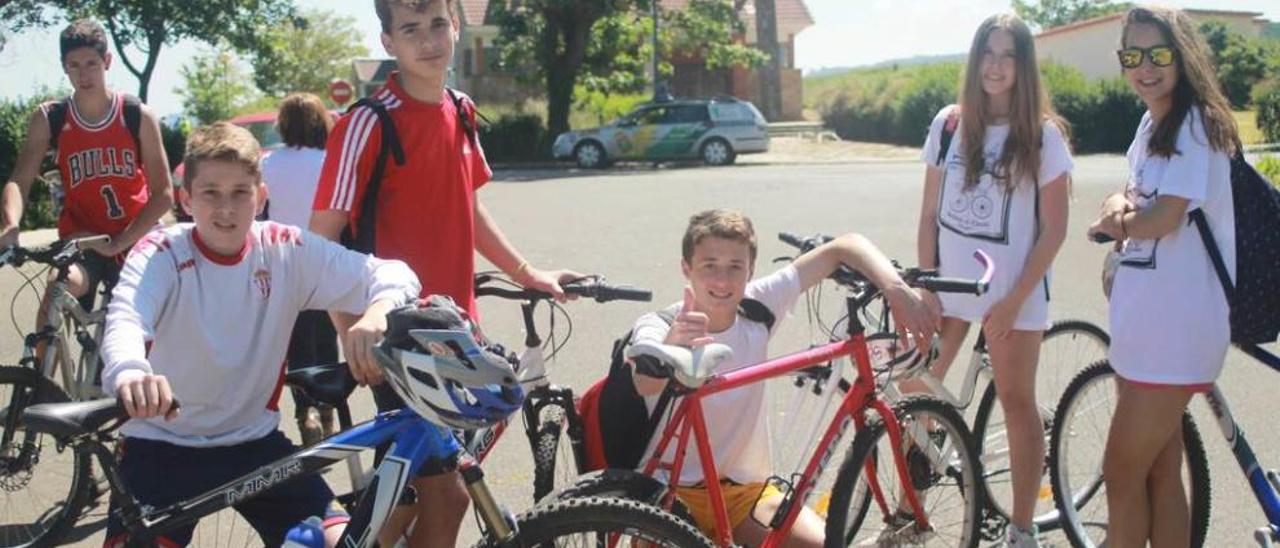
15;300;711;547
1049;343;1280;547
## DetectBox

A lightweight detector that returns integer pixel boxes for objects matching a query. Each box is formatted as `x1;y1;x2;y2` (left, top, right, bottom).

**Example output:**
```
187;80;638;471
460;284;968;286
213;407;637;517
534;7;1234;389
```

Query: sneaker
1004;523;1040;548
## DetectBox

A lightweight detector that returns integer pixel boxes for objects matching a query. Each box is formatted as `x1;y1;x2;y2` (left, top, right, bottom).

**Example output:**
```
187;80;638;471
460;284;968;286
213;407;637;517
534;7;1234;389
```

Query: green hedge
478;113;548;162
812;62;1146;153
1255;82;1280;143
1257;155;1280;188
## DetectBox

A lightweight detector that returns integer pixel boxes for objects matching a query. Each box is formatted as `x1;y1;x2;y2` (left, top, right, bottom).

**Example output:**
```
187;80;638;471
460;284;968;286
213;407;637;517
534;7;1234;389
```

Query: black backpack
1189;151;1280;345
45;94;143;155
580;299;775;471
340;88;479;254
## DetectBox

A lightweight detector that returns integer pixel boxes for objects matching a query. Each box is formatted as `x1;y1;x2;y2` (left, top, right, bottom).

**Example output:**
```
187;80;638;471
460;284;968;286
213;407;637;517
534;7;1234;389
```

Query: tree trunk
753;0;782;121
542;6;599;139
105;18;164;102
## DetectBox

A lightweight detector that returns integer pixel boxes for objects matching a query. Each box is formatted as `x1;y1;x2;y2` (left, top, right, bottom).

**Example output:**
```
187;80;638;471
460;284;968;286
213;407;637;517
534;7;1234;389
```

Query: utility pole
754;0;782;121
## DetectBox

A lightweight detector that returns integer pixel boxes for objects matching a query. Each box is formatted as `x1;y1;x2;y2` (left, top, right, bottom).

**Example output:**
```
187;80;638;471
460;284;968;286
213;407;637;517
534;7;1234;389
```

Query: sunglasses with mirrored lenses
1117;46;1176;69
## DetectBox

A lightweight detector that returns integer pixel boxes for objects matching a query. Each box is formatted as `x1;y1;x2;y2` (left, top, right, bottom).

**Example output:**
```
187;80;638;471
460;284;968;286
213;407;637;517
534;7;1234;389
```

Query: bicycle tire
1048;360;1211;548
541;468;696;524
825;396;982;548
530;404;580;503
474;495;713;547
0;366;93;548
970;319;1110;534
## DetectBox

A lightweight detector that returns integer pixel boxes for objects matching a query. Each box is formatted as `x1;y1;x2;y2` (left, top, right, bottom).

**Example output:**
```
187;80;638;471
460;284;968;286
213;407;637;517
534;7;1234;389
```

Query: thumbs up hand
663;286;714;348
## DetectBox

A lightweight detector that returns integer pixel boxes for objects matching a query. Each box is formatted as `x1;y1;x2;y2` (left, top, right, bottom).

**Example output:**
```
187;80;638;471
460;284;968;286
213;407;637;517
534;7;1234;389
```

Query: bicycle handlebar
1090;233;1116;244
777;232;991;296
474;274;653;304
1;235;112;269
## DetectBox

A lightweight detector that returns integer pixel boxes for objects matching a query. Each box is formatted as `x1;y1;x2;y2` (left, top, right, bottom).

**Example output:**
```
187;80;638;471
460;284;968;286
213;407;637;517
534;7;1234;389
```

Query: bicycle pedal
1253;525;1277;547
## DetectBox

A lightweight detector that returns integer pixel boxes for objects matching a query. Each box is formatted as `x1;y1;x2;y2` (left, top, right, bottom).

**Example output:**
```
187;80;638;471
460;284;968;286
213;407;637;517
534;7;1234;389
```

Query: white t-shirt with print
261;147;326;229
921;107;1074;330
630;265;802;486
1109;107;1234;385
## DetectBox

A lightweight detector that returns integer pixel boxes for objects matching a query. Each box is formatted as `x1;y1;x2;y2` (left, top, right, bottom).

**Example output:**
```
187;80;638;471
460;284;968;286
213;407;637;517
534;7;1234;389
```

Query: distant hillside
1266;21;1280;39
804;53;965;80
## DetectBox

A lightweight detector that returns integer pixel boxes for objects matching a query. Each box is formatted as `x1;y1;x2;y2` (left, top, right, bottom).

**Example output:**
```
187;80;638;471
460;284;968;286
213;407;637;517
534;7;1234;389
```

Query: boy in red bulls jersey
1;19;174;316
309;1;581;546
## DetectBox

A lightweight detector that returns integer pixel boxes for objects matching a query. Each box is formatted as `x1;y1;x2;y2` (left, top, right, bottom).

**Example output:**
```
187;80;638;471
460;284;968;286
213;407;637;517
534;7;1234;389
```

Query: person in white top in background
261;92;341;446
100;122;420;547
1087;7;1238;548
912;13;1073;548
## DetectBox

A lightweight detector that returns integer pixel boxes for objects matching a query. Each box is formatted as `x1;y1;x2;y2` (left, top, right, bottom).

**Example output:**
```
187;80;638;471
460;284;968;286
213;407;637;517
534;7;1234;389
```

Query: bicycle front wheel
971;319;1110;534
476;495;713;547
1048;360;1210;548
825;396;982;548
0;366;93;548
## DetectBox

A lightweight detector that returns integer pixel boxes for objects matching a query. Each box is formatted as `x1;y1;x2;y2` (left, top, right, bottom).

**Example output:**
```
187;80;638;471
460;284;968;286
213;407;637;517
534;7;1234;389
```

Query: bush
161;119;192;171
812;62;1145;154
1257;155;1280;188
1255;82;1280;143
478;113;548;162
1;92;61;230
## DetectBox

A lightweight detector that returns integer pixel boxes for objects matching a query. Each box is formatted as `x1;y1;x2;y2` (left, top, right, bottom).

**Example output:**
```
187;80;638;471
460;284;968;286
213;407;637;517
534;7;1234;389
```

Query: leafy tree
0;0;296;102
1012;0;1131;30
491;0;763;137
249;9;368;101
176;46;258;125
1199;21;1271;109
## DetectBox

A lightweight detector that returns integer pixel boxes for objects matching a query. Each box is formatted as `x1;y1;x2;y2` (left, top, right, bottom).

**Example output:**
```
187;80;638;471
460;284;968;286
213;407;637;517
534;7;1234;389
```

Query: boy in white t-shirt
100;122;421;547
629;209;939;546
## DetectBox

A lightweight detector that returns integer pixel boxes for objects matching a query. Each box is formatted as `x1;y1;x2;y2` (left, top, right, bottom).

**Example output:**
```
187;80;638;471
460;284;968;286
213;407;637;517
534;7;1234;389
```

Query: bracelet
1118;211;1129;239
511;261;530;277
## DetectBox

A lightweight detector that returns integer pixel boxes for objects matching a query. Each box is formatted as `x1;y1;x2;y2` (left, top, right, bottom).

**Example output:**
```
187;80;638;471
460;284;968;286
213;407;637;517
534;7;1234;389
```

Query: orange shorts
675;481;783;538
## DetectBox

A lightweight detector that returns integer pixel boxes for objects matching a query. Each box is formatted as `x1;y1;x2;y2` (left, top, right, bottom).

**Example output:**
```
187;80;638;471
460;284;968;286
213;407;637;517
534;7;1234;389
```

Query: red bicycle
550;232;995;547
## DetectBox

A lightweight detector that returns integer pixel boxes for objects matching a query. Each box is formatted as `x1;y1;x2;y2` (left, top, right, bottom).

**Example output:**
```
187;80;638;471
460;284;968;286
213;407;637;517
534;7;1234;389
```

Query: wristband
1119;211;1129;239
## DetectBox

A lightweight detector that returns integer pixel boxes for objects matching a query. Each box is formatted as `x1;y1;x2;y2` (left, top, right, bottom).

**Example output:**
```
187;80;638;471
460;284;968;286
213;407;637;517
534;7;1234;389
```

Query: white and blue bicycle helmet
374;296;523;430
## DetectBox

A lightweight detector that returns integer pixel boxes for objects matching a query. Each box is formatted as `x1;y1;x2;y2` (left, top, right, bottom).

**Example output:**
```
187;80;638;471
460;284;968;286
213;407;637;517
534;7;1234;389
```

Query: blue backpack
1189;151;1280;345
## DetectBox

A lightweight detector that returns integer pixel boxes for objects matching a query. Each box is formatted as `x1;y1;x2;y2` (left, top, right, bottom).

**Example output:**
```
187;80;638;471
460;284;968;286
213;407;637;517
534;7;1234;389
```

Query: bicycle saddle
626;342;734;389
23;398;123;439
285;363;359;407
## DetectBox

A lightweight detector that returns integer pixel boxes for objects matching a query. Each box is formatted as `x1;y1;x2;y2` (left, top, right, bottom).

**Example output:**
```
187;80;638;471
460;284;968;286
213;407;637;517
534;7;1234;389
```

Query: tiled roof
458;0;488;27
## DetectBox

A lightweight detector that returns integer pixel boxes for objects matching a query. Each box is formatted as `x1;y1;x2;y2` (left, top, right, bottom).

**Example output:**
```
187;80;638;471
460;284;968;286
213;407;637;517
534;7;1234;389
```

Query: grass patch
1234;110;1264;145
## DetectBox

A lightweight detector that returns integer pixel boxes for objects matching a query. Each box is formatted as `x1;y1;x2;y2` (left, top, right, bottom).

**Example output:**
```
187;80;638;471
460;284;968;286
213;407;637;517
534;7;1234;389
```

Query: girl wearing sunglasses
914;13;1072;547
1087;6;1239;547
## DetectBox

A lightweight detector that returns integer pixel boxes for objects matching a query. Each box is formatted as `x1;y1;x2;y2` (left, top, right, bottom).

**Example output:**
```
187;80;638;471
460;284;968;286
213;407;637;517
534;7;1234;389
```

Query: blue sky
2;0;1277;117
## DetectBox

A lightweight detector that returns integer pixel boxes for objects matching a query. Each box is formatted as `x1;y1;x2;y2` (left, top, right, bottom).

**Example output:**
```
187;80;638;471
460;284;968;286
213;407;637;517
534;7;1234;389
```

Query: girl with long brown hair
914;13;1072;547
1087;7;1238;547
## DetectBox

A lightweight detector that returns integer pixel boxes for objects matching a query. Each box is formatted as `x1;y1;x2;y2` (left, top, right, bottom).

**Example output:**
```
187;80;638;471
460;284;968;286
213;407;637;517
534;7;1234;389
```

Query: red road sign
329;80;353;106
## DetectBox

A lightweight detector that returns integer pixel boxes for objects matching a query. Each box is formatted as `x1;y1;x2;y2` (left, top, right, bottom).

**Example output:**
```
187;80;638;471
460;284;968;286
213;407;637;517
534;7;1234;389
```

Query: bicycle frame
1202;344;1280;545
35;276;107;400
90;409;515;547
641;297;931;547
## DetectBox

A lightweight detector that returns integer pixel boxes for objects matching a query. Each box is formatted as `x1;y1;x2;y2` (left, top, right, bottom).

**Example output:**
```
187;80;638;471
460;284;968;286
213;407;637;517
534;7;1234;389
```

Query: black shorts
103;431;348;547
286;310;340;415
74;251;121;312
372;382;459;477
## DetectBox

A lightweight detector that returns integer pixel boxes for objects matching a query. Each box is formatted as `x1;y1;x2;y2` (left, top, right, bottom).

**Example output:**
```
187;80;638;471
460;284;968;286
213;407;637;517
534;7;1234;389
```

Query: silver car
552;98;770;169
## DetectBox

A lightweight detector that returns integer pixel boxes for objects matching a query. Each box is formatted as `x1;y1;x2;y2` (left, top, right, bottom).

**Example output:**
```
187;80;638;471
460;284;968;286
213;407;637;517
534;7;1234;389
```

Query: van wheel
700;138;735;166
575;141;607;169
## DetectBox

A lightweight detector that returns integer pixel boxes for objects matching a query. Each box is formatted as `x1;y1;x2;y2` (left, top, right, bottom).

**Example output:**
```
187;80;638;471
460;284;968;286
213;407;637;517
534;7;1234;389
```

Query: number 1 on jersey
101;185;125;219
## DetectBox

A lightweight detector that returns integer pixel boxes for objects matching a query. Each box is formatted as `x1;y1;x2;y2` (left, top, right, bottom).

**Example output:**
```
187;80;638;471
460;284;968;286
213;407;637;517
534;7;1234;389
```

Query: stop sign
329;80;353;106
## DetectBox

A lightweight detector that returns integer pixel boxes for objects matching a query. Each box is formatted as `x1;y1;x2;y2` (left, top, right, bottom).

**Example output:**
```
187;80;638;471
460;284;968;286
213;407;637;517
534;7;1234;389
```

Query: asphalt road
3;155;1276;546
